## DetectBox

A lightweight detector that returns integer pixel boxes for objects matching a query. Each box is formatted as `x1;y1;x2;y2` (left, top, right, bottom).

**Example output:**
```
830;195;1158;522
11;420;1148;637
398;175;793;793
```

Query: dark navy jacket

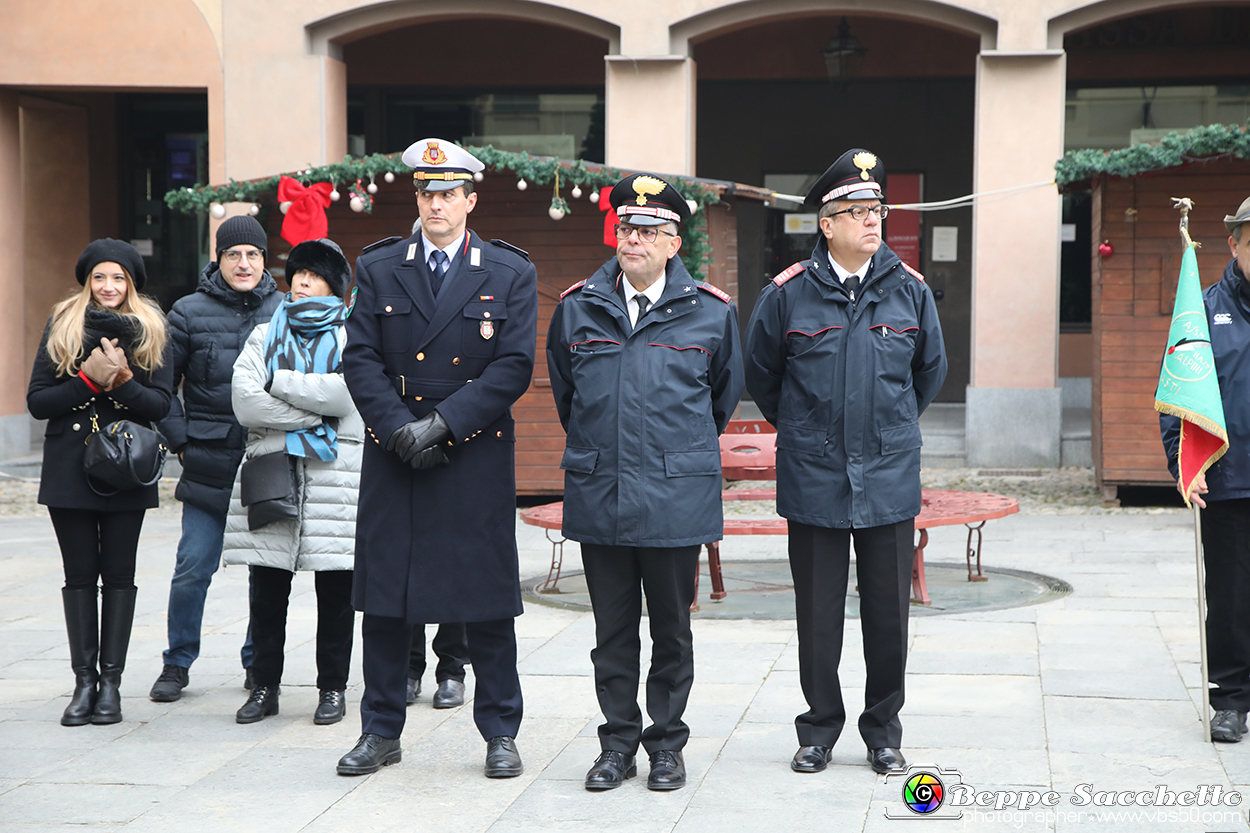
744;240;947;529
345;229;537;623
547;255;744;548
1161;258;1250;500
159;263;281;515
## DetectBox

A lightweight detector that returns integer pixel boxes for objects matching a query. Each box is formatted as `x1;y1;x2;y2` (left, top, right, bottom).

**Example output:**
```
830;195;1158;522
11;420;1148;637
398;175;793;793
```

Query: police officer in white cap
338;139;538;778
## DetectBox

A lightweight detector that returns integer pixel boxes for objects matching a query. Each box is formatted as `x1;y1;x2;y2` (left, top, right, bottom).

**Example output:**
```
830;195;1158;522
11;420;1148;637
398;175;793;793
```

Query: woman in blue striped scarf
222;238;362;726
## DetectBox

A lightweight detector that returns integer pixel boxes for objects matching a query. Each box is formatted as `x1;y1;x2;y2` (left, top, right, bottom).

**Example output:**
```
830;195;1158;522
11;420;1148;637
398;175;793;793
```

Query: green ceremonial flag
1154;244;1229;506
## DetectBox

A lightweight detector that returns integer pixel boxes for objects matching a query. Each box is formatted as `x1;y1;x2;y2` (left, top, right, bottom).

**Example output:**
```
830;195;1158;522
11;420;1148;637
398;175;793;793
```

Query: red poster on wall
886;174;922;269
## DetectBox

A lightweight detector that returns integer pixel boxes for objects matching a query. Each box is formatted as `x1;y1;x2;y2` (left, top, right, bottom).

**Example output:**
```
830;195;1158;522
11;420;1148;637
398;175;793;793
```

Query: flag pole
1172;196;1212;743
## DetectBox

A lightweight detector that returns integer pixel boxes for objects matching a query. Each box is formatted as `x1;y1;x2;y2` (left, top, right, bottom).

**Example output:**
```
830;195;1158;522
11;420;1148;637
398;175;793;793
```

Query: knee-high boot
60;587;99;727
93;587;137;725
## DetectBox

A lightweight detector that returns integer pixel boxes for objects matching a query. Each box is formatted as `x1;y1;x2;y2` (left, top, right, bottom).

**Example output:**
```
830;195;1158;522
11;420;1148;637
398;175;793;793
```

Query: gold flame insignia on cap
632;176;666;206
853;152;877;181
422;142;448;165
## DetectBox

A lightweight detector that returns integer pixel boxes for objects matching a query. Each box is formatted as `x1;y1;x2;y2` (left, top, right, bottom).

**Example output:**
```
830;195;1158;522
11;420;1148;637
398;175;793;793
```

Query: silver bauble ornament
329;190;341;202
384;171;395;183
279;201;292;215
209;203;226;219
548;206;566;221
349;197;365;213
516;179;528;191
571;184;582;199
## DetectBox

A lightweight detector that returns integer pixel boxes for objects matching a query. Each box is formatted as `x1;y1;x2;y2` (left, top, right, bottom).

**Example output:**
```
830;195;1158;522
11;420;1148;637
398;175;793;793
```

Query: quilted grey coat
222;323;362;572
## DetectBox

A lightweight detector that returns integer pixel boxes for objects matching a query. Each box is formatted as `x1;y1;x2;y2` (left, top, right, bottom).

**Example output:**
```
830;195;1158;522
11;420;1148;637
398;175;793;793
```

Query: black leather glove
408;445;449;471
386;412;453;464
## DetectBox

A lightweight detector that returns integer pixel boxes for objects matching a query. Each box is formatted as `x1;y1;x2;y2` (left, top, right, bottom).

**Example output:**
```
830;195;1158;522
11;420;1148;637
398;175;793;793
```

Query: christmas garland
163;147;721;279
1055;121;1250;187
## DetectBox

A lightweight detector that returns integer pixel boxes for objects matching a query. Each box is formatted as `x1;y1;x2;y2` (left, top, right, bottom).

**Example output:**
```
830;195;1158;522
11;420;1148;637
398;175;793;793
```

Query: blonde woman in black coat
27;240;173;726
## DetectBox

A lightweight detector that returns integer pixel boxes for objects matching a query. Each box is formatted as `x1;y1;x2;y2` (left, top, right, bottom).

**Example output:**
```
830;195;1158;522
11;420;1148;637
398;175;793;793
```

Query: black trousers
581;543;700;755
788;519;914;750
48;507;146;591
408;623;469;683
1202;499;1250;711
360;614;521;741
249;566;354;691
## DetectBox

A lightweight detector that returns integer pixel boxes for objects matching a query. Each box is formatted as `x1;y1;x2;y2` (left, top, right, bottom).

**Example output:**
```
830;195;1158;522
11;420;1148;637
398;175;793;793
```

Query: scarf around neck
262;294;347;461
82;305;142;361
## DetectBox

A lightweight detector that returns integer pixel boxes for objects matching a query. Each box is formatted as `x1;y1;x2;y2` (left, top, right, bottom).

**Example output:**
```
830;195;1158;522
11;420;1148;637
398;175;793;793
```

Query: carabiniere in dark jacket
159;262;281;515
547;255;744;548
744;239;947;530
1161;257;1250;499
27;316;175;511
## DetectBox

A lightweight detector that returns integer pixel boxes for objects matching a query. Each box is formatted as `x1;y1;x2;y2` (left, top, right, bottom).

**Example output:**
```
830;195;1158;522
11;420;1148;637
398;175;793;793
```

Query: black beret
804;148;886;210
609;173;692;227
75;239;147;291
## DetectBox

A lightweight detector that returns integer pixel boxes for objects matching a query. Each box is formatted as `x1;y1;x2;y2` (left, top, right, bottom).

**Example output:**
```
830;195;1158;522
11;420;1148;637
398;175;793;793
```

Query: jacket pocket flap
560;446;598;474
776;423;827;457
378;298;411;316
186;420;232;441
462;301;508;321
663;449;720;477
879;420;922;455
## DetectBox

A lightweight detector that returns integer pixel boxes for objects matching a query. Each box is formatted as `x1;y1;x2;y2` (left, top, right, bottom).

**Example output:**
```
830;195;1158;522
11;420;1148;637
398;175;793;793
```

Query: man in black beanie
149;214;283;702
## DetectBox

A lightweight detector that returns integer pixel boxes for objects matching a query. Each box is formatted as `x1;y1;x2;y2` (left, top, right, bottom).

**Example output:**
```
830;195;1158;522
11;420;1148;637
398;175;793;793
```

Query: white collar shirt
826;252;872;285
424;232;465;274
625;271;667;327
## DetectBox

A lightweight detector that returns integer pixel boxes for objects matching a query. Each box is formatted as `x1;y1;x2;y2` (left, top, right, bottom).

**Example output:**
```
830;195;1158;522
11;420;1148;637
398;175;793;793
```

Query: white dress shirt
424;232;465;275
626;271;667;327
827;252;872;286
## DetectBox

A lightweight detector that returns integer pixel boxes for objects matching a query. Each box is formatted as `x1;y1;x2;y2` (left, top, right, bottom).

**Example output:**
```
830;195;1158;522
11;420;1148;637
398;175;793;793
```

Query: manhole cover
523;561;1071;620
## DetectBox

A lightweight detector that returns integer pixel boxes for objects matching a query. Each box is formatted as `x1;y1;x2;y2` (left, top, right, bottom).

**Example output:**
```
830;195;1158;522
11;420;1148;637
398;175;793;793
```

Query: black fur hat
285;238;351;298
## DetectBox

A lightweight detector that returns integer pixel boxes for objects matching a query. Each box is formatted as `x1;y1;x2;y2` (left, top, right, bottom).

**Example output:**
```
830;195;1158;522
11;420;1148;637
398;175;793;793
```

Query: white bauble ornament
548;206;566;221
279;201;292;215
686;199;698;214
209;203;226;219
330;189;341;202
473;171;484;182
571;184;582;199
383;171;395;183
367;182;378;194
516;179;528;191
248;204;260;216
349;196;365;213
589;189;599;203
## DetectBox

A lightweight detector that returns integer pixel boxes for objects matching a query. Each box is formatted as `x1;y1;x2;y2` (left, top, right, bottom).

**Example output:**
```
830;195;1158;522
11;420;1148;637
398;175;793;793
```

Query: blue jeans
162;502;254;669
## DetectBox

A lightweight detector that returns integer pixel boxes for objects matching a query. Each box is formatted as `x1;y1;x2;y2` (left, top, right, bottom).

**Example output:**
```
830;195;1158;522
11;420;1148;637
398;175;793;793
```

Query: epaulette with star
490;239;530;261
697;282;732;304
901;262;926;283
772;261;809;286
560;279;587;298
361;236;401;255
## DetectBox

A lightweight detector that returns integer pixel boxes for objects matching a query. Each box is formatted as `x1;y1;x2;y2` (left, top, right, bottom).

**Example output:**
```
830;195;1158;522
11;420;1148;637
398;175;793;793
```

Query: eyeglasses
827;205;889;222
614;224;677;244
220;249;264;264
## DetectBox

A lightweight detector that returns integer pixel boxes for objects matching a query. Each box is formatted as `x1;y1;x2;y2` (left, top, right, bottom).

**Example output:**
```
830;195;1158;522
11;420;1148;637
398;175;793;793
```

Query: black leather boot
60;587;99;727
93;587;137;725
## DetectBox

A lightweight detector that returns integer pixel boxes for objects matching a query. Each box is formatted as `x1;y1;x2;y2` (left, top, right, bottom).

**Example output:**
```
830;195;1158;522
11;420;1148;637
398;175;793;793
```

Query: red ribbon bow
277;175;334;247
599;186;620;248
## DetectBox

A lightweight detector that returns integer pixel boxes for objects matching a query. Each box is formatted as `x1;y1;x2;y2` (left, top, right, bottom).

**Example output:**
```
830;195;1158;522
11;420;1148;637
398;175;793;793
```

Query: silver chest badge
480;320;495;340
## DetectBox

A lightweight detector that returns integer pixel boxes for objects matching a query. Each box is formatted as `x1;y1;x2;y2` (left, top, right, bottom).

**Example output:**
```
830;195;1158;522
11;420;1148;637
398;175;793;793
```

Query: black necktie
844;274;860;299
430;250;449;297
634;294;651;326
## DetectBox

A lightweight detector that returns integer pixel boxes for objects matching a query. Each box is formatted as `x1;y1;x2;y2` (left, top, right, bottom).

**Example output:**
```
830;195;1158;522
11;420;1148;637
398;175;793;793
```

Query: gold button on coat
72;423;80;431
483;311;491;319
496;431;503;438
385;305;393;312
416;352;425;361
452;357;461;365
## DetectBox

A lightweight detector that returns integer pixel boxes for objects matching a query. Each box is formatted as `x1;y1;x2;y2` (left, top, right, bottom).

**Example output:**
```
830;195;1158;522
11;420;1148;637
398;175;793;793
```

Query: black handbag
82;406;167;495
240;451;298;531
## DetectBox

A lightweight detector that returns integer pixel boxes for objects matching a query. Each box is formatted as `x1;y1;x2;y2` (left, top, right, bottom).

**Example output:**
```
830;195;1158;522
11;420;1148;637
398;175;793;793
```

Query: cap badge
422;142;448;166
853;152;878;181
632;175;666;206
480;320;495;340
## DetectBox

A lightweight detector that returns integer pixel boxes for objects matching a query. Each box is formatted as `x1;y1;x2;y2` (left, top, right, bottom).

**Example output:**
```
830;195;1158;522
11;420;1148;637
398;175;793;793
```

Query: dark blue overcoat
344;229;537;623
744;240;947;530
546;255;744;548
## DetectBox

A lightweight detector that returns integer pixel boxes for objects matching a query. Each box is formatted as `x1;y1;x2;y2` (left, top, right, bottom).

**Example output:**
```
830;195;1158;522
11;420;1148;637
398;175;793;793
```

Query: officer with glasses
744;149;946;777
547;173;743;792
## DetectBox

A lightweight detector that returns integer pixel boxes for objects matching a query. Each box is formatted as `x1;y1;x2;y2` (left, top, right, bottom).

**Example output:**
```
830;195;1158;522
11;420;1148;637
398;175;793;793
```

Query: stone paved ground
2;472;1248;832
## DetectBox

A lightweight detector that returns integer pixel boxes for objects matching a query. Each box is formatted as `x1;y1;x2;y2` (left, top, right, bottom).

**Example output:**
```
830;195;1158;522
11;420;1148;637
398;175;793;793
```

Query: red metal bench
524;422;1019;606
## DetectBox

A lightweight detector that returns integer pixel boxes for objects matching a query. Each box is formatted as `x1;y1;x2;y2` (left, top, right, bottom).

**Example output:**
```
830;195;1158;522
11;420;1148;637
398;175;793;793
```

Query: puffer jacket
222;322;362;571
744;239;947;529
1161;258;1250;500
159;262;281;515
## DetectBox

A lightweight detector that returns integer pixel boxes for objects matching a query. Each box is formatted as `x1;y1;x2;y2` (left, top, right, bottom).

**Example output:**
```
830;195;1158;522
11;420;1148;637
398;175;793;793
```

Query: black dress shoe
485;736;523;778
432;679;465;709
1212;710;1248;742
236;685;279;724
406;677;421;706
647;750;686;791
314;690;346;725
791;745;833;773
337;733;402;775
868;747;907;773
584;750;637;791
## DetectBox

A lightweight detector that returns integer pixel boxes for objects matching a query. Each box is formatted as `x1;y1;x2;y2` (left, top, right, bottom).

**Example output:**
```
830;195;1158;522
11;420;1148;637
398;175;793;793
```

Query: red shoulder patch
772;261;806;286
901;262;926;283
697;282;732;304
560;279;587;298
